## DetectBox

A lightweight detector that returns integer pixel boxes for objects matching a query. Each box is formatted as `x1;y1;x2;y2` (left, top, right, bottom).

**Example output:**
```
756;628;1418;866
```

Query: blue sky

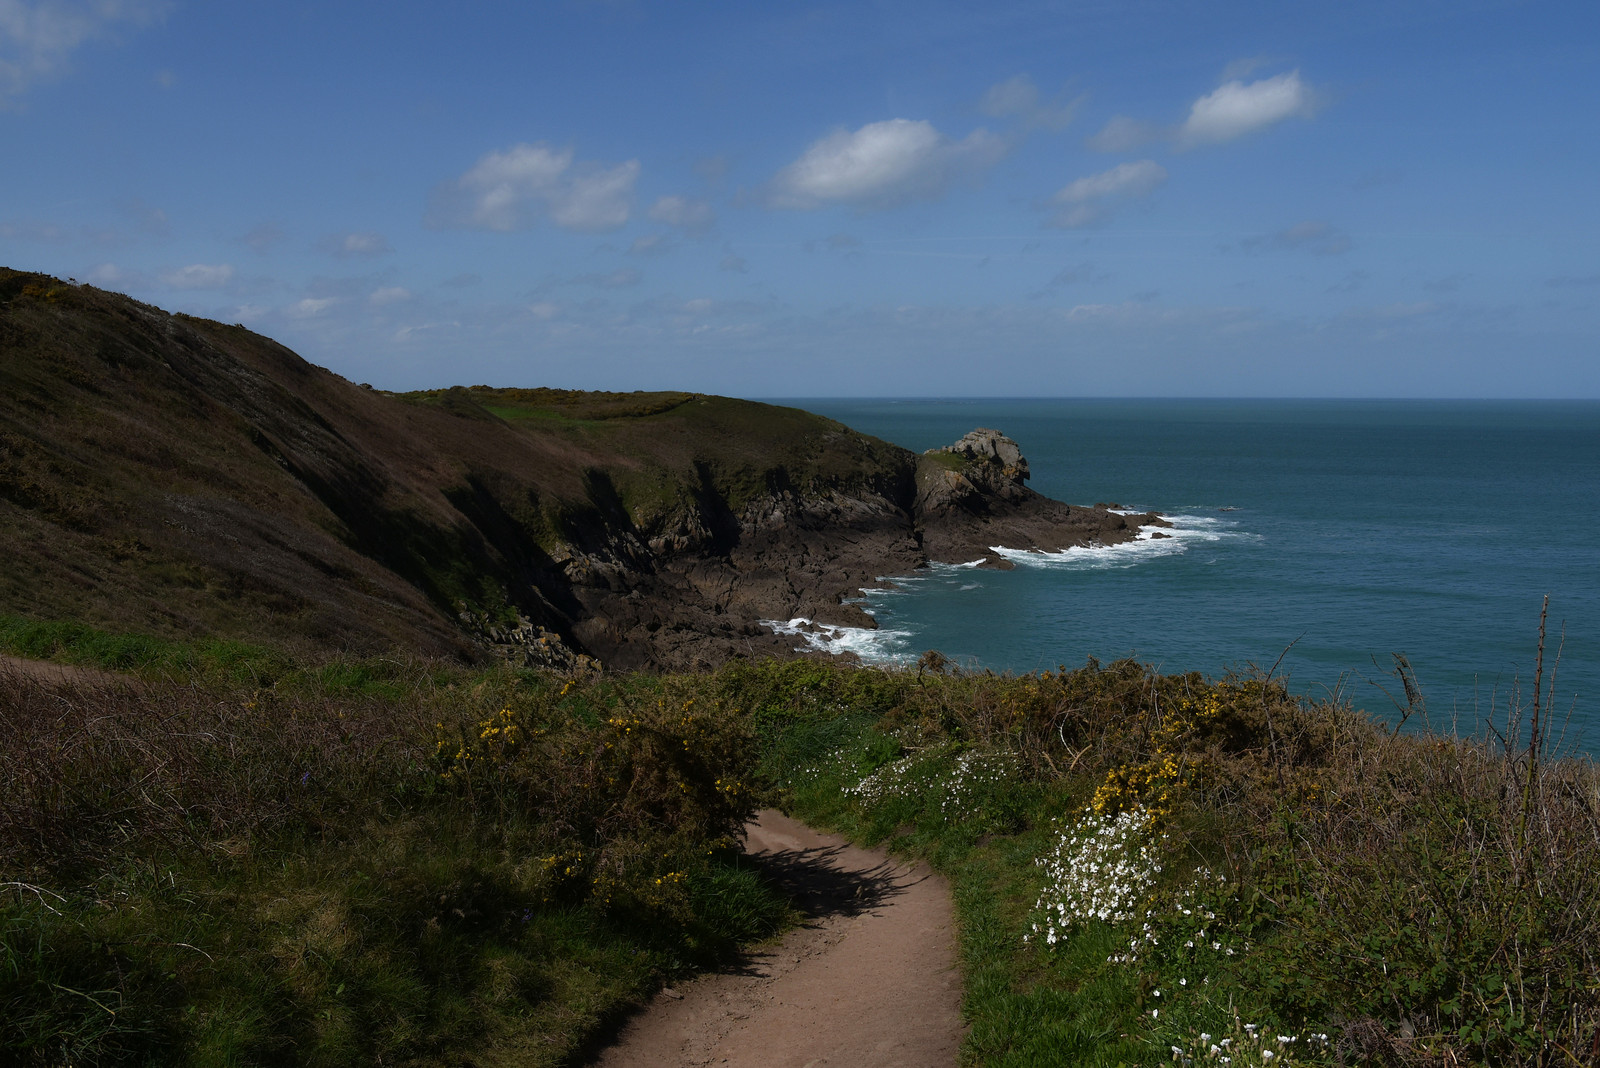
2;0;1596;396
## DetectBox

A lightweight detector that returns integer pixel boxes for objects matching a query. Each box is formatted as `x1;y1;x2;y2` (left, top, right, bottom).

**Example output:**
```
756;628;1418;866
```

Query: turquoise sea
789;399;1600;750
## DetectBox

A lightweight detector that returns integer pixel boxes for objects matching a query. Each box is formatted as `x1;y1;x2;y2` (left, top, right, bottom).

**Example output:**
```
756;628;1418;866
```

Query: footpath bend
590;810;965;1068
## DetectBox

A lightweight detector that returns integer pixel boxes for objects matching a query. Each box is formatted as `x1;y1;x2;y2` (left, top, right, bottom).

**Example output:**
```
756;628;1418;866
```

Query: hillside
0;269;1152;670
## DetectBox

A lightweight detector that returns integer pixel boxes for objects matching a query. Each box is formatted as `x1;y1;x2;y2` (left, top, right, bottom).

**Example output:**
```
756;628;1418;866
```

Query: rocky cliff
0;269;1161;670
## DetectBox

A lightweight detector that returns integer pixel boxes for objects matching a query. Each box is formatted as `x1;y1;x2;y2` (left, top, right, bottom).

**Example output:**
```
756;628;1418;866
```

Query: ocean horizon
779;398;1600;752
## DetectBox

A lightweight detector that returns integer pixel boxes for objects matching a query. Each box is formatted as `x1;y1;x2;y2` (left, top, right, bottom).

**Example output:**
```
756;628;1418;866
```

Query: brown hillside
0;269;1155;669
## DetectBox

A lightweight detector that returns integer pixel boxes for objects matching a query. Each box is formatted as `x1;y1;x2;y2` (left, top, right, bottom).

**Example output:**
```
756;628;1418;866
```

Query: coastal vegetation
5;621;1595;1066
6;272;1595;1063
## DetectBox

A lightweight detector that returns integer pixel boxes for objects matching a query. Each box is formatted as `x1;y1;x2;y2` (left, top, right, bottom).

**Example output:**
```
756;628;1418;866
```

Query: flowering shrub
842;749;929;804
1113;869;1248;965
1170;1022;1329;1066
1027;805;1164;947
940;748;1018;823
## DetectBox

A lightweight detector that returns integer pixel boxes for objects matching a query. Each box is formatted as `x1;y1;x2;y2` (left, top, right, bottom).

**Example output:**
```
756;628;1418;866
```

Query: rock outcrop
912;430;1165;569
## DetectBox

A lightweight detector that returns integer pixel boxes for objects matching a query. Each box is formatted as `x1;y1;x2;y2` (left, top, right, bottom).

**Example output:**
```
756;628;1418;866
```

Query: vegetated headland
3;268;1597;1067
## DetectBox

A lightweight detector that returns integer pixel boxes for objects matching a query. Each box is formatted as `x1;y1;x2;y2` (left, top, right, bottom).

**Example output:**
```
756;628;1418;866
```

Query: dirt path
0;654;126;687
590;810;965;1068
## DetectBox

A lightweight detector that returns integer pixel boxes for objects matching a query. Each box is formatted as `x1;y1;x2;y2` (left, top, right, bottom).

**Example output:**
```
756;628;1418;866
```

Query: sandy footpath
590;809;965;1068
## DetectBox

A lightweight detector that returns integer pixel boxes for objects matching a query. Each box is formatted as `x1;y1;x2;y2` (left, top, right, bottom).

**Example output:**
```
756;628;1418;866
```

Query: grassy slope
399;385;914;543
0;270;913;663
1;637;788;1067
729;658;1600;1068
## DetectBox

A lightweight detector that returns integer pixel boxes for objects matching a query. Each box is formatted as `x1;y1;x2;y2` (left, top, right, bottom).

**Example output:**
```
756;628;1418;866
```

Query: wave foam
984;512;1255;571
760;617;915;664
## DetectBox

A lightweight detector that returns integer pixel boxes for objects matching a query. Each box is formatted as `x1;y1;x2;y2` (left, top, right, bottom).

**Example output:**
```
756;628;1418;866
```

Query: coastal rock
911;428;1168;568
936;428;1030;484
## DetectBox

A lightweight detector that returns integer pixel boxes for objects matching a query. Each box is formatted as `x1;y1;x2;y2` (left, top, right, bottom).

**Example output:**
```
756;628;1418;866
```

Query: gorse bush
749;652;1600;1066
0;661;782;1067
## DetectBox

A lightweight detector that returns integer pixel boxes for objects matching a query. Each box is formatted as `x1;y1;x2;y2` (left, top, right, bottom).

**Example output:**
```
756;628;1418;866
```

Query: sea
779;399;1600;751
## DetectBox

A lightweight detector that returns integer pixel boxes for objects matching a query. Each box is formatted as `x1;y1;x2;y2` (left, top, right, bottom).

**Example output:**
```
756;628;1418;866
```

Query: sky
2;0;1597;397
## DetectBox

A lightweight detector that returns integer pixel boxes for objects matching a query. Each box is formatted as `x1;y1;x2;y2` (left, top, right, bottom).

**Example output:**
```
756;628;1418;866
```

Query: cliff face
0;269;1159;670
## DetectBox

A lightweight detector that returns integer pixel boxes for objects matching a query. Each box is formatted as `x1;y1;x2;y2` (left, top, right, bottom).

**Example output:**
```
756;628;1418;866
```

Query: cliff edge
0;268;1160;670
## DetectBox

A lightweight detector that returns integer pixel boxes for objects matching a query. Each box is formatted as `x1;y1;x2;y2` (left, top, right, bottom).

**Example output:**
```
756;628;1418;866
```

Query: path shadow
748;842;910;921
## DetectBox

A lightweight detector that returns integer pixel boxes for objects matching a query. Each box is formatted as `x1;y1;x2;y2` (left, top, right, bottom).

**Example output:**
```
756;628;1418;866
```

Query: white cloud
322;231;392;258
648;194;715;233
1085;115;1163;153
628;232;673;256
769;118;1006;209
979;74;1082;131
0;0;168;106
369;286;411;306
1046;160;1167;227
529;300;561;320
430;142;640;232
1178;70;1317;148
287;296;337;319
160;263;235;289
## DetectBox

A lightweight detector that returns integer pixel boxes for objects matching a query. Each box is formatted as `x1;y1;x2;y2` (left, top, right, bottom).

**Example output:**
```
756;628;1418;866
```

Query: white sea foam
984;513;1253;571
760;617;916;663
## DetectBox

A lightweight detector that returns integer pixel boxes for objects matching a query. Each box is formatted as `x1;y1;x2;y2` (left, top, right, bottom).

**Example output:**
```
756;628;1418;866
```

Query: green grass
6;626;1596;1066
0;613;286;682
729;655;1600;1067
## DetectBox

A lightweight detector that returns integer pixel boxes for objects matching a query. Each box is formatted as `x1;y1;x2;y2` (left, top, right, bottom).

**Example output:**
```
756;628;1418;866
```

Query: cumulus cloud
1177;70;1317;148
160;263;234;289
1046;160;1167;228
369;286;411;306
1085;69;1319;153
287;296;337;319
1085;115;1163;153
321;231;392;258
0;0;168;105
648;194;715;233
769;118;1006;210
628;233;673;256
430;142;640;232
979;74;1083;131
1241;220;1350;256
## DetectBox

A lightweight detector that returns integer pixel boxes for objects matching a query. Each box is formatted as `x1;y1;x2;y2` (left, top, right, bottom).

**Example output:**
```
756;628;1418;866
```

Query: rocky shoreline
508;428;1166;672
